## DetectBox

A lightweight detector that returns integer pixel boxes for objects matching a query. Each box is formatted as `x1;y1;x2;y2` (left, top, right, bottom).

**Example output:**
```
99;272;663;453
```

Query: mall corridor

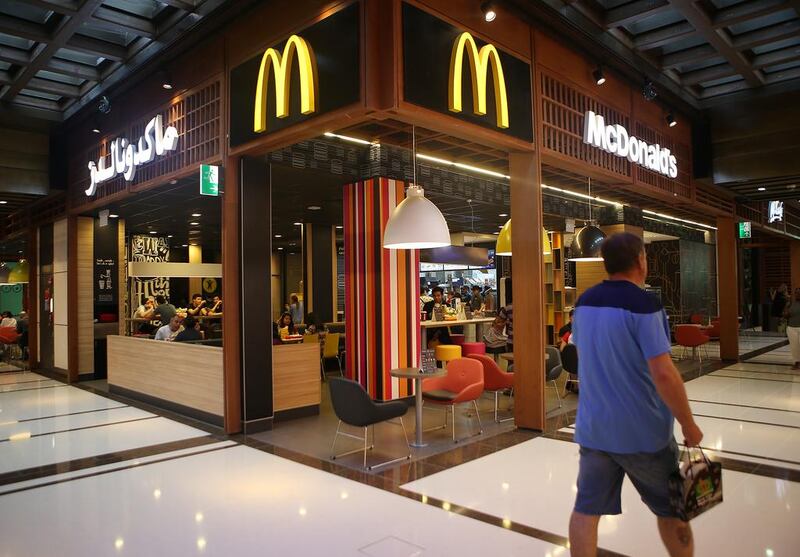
1;344;798;556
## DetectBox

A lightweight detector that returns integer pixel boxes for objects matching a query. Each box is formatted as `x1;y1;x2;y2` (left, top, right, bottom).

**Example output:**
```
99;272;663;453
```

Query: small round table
390;367;447;448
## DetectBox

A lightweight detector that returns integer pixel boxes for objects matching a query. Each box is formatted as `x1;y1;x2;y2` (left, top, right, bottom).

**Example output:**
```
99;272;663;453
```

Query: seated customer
0;311;16;329
186;294;207;317
470;285;483;312
175;316;203;342
422;286;452;347
483;315;509;354
208;295;223;314
134;297;155;319
277;312;295;339
155;315;183;341
154;295;177;325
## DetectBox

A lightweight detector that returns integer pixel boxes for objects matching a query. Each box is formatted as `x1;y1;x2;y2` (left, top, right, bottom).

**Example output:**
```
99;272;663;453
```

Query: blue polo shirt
572;280;673;454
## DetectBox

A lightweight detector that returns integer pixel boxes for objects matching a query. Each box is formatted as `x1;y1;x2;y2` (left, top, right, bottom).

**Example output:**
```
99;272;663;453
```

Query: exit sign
738;221;752;239
200;164;220;196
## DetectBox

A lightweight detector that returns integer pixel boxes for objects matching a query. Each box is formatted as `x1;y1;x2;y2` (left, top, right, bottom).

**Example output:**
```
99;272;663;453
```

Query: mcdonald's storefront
51;0;731;437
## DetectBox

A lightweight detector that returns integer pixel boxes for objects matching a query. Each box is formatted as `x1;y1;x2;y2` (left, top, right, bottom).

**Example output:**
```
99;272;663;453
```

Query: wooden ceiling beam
634;21;695;50
668;0;763;87
660;44;718;68
66;33;127;61
605;0;671;29
681;63;738;86
711;0;789;29
752;44;800;68
731;19;800;50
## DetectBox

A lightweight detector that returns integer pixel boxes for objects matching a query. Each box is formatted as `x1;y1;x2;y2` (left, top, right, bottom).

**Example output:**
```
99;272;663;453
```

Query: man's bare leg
569;511;601;557
657;517;693;557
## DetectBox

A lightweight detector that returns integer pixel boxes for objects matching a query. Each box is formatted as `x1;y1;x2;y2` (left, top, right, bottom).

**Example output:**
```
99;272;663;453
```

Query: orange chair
467;354;514;422
675;324;710;363
422;357;484;442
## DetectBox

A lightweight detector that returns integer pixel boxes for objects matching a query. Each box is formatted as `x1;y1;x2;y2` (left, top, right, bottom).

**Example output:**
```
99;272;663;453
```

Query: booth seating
460;342;486;357
467;354;514;422
450;334;465;346
545;346;565;410
329;378;411;470
434;344;461;369
422;358;484;443
675;324;710;363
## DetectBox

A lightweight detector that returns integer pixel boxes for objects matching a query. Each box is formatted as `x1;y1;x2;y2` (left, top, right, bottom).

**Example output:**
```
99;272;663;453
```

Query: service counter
272;342;321;418
107;335;224;426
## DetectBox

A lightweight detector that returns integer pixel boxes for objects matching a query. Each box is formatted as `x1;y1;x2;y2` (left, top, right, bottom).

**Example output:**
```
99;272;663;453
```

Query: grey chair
545;346;564;409
329;378;411;470
561;343;579;395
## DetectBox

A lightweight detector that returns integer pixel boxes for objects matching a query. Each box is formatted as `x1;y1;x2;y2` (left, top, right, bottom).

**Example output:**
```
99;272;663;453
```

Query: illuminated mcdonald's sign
253;35;318;133
448;32;509;129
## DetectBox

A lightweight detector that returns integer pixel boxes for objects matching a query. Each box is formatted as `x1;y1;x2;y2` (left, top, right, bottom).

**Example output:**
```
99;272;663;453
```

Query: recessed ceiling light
492;232;499;235
169;179;177;185
0;201;7;205
293;222;302;226
307;206;321;210
167;235;173;238
278;247;284;250
275;234;282;238
191;213;201;217
336;225;343;229
498;213;507;217
182;244;188;247
290;243;296;246
109;213;118;218
149;231;158;234
758;187;766;191
190;222;199;225
92;127;100;134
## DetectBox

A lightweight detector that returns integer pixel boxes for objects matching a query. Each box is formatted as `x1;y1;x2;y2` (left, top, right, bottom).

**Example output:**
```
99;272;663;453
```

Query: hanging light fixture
8;259;29;283
495;219;552;256
0;263;9;283
384;126;450;249
569;177;606;261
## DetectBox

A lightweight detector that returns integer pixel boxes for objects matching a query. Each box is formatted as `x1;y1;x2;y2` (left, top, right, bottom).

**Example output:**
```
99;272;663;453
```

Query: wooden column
77;216;94;377
118;219;126;337
188;245;203;298
790;241;800;292
67;215;78;382
717;216;739;361
510;152;546;430
222;155;242;434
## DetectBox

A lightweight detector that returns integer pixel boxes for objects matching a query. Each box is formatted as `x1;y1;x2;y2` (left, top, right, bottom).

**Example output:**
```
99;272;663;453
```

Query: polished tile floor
2;345;799;556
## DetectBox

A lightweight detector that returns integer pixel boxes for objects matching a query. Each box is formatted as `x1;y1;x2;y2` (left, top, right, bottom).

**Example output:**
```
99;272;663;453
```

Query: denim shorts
574;438;679;517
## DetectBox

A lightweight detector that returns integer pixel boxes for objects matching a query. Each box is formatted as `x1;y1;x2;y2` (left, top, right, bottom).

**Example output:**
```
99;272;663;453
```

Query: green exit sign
200;164;220;196
738;221;752;239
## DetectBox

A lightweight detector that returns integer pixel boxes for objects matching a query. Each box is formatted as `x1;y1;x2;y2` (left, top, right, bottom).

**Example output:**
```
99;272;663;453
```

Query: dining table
389;367;447;448
420;316;495;347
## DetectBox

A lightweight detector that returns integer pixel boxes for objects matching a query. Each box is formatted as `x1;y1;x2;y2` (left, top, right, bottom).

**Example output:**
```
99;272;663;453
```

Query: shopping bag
668;447;723;521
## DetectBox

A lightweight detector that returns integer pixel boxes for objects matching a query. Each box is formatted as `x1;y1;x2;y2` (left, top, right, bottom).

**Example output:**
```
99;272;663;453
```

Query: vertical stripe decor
344;178;420;401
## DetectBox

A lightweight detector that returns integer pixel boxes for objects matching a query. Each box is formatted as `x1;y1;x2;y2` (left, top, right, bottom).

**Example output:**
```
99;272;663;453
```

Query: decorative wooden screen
540;72;631;180
632;122;691;201
695;183;734;217
70;78;222;208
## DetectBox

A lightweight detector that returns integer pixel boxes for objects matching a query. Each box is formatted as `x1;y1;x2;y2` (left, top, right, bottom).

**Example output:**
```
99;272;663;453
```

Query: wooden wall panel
272;343;322;411
108;335;224;416
118;219;126;337
77;216;94;375
576;261;607;299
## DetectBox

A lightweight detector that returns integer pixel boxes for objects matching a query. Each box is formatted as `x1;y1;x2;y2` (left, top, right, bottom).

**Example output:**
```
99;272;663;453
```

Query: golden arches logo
448;32;509;129
253;35;318;133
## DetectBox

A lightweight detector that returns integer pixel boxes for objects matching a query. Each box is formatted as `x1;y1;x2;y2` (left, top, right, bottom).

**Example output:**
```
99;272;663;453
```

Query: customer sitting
0;311;16;329
208;295;223;314
470;285;483;312
186;294;207;317
277;312;296;339
155;315;182;341
483;315;508;355
154;295;177;326
175;316;203;342
422;286;452;347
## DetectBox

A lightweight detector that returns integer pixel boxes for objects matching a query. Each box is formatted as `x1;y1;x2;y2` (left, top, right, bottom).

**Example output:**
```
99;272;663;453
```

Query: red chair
675;325;710;363
706;319;720;340
467;354;514;422
689;313;705;325
422;358;484;442
461;342;486;356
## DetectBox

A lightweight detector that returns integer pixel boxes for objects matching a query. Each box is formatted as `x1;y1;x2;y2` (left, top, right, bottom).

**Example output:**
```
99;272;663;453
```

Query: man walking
569;233;703;557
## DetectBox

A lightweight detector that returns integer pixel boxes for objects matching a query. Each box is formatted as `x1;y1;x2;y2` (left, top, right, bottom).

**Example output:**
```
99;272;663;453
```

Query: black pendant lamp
568;177;606;261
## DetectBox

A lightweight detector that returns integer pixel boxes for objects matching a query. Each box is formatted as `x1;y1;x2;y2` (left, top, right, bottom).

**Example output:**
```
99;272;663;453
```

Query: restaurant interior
0;237;30;372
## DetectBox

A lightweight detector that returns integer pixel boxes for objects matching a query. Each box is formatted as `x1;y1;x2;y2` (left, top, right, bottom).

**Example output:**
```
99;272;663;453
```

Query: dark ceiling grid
0;0;225;119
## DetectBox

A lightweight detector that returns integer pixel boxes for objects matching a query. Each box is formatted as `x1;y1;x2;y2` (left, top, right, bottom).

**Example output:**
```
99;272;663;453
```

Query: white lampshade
383;187;450;249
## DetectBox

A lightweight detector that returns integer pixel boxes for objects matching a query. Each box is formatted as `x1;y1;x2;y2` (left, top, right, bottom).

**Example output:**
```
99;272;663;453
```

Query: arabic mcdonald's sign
403;3;532;142
229;4;359;148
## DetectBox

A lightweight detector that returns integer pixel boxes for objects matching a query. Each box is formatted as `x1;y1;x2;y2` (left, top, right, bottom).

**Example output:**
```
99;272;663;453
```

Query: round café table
390;367;447;448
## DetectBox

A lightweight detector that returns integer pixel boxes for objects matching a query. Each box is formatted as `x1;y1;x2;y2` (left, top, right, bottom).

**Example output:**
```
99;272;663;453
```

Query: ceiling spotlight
336;225;343;229
109;213;118;218
190;222;199;225
593;66;606;86
307;206;321;211
642;80;658;101
758;187;766;191
158;69;173;90
0;201;7;205
666;112;677;127
498;213;508;217
92;126;101;134
182;244;188;247
149;231;158;234
275;234;282;238
278;247;284;251
98;95;111;114
481;1;497;22
191;213;201;217
167;235;173;238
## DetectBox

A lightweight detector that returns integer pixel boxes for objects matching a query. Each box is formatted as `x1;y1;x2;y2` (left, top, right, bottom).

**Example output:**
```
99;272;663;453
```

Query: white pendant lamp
383;126;450;250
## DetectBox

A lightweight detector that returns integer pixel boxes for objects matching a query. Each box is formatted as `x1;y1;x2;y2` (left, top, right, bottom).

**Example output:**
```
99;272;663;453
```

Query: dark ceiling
507;0;800;103
0;0;234;120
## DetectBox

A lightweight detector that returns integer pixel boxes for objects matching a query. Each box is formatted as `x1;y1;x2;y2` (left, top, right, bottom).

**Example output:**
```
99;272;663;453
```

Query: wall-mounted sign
583;111;678;179
768;201;784;224
86;115;179;196
402;3;532;142
738;221;752;239
200;164;220;196
229;4;359;147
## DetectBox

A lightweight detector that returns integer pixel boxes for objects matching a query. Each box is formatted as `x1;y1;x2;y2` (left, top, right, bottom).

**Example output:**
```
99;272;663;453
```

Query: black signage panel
229;4;360;148
93;219;118;314
402;3;533;142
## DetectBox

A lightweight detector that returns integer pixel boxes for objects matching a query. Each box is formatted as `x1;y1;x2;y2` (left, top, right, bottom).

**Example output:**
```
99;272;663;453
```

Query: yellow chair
321;333;342;379
435;344;462;370
303;333;320;344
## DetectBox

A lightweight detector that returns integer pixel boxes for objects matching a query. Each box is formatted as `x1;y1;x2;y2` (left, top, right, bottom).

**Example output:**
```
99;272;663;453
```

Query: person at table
483;315;508;355
460;285;471;305
0;311;16;329
175;316;203;342
154;315;183;341
559;309;574;349
483;288;496;312
187;294;207;317
277;312;296;339
470;285;483;312
133;297;155;319
154;295;177;326
498;278;513;352
422;286;452;347
208;295;223;314
289;294;304;324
